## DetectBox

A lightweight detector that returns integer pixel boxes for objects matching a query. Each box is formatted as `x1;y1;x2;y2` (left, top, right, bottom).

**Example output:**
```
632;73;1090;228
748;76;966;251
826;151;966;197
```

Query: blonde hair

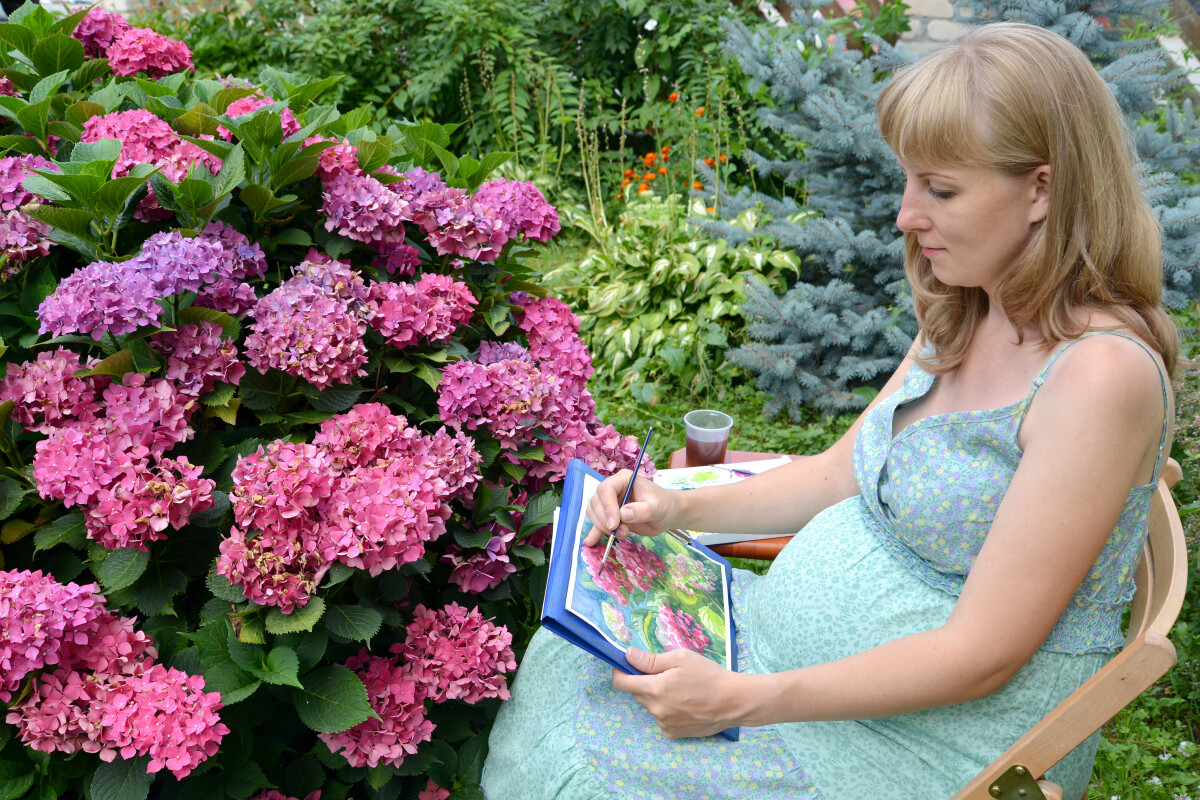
876;22;1179;375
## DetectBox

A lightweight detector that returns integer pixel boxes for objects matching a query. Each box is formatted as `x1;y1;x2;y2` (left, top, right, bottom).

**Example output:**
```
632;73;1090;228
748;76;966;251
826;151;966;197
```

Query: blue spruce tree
710;0;1200;419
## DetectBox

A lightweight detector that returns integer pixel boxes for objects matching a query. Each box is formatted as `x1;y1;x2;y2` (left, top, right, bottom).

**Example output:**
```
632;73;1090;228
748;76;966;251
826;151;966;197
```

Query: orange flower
719;153;728;163
643;152;657;166
661;145;671;154
624;168;634;178
622;178;631;187
695;106;706;117
668;92;679;103
693;181;703;190
637;183;650;194
646;173;657;182
706;206;715;213
704;157;715;167
657;166;667;175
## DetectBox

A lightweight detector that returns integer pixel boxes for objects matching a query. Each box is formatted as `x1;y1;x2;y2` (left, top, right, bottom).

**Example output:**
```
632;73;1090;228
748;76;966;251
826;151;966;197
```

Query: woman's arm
584;339;925;546
614;335;1170;736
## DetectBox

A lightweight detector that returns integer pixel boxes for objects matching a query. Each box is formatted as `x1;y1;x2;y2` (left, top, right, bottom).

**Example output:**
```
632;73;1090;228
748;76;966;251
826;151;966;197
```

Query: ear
1028;164;1051;224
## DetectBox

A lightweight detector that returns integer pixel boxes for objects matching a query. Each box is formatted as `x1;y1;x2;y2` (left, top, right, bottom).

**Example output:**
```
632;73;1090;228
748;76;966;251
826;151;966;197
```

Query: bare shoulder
1028;331;1169;443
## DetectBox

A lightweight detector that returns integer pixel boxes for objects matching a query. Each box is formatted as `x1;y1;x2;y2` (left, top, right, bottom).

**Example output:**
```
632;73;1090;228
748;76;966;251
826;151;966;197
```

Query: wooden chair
668;450;1190;800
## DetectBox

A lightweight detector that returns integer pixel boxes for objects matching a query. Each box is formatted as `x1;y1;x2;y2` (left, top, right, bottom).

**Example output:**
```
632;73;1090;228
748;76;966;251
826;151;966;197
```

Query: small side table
666;448;800;560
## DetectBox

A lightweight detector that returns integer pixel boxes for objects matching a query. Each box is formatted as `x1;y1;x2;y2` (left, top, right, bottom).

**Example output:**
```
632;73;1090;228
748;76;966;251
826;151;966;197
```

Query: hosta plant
546;193;798;396
0;5;650;800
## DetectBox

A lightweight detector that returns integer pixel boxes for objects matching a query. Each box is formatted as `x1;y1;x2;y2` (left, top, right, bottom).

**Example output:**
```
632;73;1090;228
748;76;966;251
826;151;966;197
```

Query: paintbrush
598;427;653;575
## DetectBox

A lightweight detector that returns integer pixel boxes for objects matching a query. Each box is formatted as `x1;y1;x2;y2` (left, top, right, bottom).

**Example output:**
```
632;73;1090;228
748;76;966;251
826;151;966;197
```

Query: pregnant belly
742;496;957;674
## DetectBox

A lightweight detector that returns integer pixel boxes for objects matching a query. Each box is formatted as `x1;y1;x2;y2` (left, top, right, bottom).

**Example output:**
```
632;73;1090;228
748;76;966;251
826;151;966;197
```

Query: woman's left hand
612;647;743;738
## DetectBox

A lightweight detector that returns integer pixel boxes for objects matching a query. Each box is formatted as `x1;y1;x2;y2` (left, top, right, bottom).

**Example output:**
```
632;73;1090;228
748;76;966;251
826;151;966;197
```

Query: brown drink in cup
683;409;733;467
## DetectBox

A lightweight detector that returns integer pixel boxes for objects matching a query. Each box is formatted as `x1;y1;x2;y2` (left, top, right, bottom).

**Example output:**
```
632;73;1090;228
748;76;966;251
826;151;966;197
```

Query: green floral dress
482;332;1169;800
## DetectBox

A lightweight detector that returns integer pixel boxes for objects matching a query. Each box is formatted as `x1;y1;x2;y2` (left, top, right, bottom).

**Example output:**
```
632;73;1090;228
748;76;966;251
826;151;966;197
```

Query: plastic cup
683;409;733;467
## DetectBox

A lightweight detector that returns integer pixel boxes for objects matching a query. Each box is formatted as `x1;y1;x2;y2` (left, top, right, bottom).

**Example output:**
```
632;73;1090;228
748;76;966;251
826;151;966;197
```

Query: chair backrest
1126;458;1189;643
954;457;1190;800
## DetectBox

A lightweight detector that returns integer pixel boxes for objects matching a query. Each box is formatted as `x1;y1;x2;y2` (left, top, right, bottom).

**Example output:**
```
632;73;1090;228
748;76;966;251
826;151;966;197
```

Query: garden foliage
0;5;650;800
710;0;1200;418
545;195;798;397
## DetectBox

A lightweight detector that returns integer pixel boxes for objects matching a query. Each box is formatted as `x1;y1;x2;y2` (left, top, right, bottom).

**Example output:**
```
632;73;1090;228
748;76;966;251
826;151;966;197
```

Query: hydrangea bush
0;5;651;799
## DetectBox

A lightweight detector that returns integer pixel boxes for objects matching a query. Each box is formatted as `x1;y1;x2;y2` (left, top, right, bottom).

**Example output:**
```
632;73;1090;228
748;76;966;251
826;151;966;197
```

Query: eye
926;187;954;200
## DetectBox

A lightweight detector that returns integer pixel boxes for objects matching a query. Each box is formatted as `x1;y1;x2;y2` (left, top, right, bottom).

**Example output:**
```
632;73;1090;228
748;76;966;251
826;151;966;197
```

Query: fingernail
626;647;644;663
608;517;615;529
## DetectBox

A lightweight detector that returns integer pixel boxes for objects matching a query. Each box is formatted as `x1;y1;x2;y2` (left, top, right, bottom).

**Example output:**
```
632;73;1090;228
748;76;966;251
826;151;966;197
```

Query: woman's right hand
583;469;682;547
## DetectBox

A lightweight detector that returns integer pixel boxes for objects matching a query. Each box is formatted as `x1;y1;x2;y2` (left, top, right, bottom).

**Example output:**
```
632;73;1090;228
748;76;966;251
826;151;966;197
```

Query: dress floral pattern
482;332;1168;800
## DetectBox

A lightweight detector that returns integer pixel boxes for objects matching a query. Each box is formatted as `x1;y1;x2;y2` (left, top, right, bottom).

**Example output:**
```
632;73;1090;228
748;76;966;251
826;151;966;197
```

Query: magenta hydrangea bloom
321;170;410;247
397;603;516;703
418;781;450;800
0;210;52;270
0;348;108;433
372;241;421;276
57;613;156;676
0;570;106;702
437;358;555;448
80;109;220;220
107;27;193;78
424;427;482;501
244;281;369;390
369;273;476;349
0;76;18;97
230;441;335;532
0;154;58;212
409;188;508;262
149;321;246;396
319;650;434;768
72;7;131;59
654;605;711;654
473;179;561;241
216;524;329;613
218;95;301;141
303;135;361;181
84;456;215;551
442;527;517;594
310;401;417;470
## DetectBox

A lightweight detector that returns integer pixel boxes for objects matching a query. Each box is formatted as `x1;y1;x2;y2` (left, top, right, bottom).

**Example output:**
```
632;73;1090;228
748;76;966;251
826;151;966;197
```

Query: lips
921;246;945;257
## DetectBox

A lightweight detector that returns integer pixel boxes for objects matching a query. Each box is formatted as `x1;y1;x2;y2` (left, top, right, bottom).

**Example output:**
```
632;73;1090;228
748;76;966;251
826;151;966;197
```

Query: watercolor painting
565;474;732;670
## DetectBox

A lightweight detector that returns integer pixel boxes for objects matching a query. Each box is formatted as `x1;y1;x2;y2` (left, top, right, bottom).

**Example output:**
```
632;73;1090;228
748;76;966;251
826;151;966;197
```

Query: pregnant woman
482;21;1177;800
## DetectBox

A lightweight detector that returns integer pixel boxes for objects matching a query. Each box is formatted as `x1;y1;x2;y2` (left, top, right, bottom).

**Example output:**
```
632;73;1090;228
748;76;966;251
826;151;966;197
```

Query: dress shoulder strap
1025;331;1171;482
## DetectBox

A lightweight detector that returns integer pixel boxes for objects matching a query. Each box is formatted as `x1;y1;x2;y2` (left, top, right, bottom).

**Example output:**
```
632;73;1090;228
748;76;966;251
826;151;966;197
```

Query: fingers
584;470;632;545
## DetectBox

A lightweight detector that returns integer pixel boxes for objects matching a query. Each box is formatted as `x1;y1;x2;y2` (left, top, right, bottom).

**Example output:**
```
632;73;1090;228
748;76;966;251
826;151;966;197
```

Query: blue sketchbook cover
543;458;740;741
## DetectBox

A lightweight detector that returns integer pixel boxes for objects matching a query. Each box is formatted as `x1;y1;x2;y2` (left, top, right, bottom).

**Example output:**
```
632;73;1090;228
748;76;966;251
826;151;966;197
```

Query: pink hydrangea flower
397;603;516;703
107;27;193;78
372;242;421;276
0;210;52;269
369;273;476;349
230;441;334;532
84;456;215;551
0;154;58;212
244;281;369;390
424;427;482;501
72;7;131;59
321;170;410;247
219;95;301;141
442;527;517;594
318;650;434;768
57;613;156;676
0;76;18;97
0;348;109;433
473;179;561;241
654;605;710;654
409;187;508;261
0;570;106;701
303;135;361;181
437;358;556;449
215;524;329;613
149;321;246;396
80;109;220;220
419;781;450;800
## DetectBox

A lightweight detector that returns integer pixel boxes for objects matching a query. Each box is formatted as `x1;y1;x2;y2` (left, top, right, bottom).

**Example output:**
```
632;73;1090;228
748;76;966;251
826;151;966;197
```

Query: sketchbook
653;456;796;546
543;459;740;741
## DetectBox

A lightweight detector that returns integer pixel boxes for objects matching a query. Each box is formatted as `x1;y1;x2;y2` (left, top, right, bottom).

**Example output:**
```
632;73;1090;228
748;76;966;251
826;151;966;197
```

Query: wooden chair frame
669;451;1190;800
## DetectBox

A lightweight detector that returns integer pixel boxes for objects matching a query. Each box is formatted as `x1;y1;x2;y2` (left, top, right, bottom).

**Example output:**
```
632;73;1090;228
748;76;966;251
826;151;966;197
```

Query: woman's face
895;161;1050;296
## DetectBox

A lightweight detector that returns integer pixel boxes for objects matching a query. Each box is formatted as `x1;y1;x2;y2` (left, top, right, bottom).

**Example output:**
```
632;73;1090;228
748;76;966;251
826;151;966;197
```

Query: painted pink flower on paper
654;605;711;654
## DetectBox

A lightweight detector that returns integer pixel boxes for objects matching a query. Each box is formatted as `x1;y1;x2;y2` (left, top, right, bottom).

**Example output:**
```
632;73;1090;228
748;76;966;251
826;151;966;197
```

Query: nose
896;184;929;234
